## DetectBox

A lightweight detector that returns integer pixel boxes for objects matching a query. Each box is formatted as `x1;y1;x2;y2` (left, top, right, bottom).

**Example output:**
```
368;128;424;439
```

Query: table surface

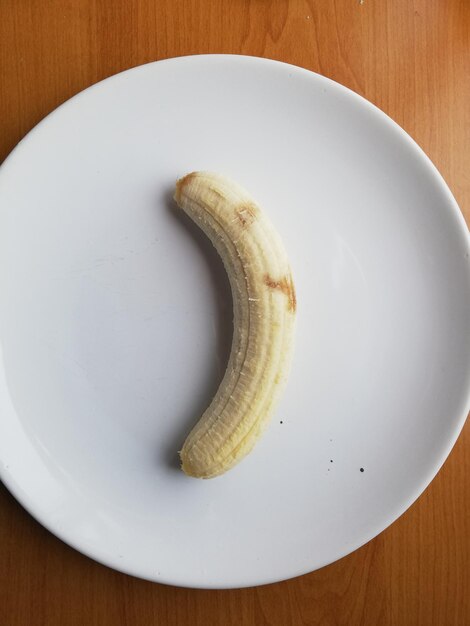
1;1;469;624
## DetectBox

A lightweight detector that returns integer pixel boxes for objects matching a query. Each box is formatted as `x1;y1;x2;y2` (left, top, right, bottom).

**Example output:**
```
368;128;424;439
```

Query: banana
174;172;296;478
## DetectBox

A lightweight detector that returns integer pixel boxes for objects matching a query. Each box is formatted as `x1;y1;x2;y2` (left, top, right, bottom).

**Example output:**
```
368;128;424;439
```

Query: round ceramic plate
0;55;469;589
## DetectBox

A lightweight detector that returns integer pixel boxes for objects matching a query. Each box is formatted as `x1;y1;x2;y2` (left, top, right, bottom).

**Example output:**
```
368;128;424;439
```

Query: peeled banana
174;172;296;478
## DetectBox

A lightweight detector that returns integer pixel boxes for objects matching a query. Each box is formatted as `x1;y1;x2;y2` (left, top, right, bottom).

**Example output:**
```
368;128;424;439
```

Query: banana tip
174;172;198;204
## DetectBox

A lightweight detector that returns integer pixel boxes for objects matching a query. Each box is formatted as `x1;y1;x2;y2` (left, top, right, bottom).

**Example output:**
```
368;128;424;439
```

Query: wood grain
0;1;469;624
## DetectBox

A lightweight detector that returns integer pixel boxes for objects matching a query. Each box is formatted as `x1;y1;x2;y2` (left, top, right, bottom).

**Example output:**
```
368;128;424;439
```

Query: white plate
0;55;469;589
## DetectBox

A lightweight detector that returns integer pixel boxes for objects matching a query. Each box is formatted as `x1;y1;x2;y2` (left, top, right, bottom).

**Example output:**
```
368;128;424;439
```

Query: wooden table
1;2;469;624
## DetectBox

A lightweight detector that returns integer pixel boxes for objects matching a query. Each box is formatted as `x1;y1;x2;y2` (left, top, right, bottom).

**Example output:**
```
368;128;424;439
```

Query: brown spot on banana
235;202;258;228
264;273;297;313
174;172;197;203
